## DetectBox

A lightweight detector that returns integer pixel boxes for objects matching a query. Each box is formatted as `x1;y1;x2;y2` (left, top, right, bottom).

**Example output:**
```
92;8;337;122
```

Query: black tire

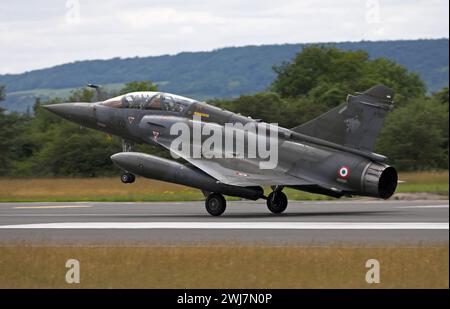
267;191;288;214
121;173;135;184
205;193;226;216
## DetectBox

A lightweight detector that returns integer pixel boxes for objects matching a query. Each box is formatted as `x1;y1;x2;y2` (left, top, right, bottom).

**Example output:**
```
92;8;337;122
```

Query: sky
0;0;448;74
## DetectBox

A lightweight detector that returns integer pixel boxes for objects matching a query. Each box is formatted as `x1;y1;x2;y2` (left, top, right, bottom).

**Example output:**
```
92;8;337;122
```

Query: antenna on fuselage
86;84;105;101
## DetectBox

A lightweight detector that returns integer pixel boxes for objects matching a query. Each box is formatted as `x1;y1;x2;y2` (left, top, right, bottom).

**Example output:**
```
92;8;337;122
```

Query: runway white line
0;213;201;217
0;222;447;230
396;205;449;209
2;204;448;216
13;205;92;209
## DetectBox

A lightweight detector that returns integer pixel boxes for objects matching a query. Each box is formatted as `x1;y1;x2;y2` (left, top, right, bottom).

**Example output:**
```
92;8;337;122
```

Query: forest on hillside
0;39;448;113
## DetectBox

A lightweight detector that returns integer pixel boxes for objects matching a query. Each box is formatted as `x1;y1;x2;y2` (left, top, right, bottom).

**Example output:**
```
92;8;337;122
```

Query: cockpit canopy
101;92;197;112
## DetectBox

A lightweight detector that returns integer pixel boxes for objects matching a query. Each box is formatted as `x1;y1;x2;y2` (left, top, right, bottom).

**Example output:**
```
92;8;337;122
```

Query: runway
0;200;448;244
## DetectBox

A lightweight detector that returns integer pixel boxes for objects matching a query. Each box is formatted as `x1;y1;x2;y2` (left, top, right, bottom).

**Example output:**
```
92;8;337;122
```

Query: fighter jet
44;84;398;216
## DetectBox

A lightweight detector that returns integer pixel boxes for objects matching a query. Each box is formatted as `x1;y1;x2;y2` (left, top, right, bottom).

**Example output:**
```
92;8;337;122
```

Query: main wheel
267;191;288;214
205;193;226;216
121;173;135;184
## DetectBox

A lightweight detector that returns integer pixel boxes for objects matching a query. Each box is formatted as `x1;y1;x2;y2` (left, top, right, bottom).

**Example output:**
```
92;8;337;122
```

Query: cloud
0;0;448;74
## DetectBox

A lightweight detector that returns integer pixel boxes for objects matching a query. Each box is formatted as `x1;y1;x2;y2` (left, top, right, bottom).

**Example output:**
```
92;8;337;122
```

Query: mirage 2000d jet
44;84;398;216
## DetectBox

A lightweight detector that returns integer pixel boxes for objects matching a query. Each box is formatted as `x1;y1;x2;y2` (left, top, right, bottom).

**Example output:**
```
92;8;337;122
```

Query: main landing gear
205;193;227;216
266;188;288;214
203;188;288;216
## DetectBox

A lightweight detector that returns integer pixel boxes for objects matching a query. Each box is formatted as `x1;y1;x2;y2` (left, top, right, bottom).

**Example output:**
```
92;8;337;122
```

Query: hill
1;39;448;113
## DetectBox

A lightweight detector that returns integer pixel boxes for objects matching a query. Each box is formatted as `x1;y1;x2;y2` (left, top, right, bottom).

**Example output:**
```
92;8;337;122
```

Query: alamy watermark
168;115;279;169
365;0;381;24
65;258;80;284
365;258;380;284
65;0;81;24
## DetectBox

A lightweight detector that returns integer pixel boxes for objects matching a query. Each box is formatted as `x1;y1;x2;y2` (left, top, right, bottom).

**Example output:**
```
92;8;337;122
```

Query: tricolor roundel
338;166;350;179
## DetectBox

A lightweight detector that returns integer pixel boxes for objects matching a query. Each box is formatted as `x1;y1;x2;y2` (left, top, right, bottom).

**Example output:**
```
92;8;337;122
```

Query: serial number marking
221;293;273;306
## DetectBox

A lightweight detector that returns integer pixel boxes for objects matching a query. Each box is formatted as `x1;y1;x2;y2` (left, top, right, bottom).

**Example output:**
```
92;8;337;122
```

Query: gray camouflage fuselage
44;85;398;202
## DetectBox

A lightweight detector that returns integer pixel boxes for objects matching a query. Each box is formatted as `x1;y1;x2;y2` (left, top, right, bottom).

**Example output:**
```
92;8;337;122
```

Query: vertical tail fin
291;84;394;152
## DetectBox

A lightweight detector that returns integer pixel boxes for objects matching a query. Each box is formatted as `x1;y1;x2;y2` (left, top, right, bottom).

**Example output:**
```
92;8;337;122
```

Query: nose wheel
121;172;135;184
205;193;226;216
267;191;288;214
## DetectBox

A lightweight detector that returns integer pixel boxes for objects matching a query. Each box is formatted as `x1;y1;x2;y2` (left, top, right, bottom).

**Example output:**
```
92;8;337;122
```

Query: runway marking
396;205;448;209
13;205;92;209
0;213;203;217
0;222;447;230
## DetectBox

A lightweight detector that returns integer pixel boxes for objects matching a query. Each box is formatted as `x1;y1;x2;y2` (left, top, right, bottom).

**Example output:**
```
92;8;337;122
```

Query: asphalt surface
0;200;448;244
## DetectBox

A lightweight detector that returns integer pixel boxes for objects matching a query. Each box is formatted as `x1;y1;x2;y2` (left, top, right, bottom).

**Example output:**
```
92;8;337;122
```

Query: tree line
0;46;448;177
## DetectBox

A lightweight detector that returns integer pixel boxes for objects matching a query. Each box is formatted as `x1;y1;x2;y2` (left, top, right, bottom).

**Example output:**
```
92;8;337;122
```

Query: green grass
0;171;447;203
395;171;449;195
0;244;447;288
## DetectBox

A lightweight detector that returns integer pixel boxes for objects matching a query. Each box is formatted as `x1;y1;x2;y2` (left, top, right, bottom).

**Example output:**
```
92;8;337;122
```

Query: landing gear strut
121;172;135;184
120;139;135;184
122;139;134;152
205;193;226;216
267;188;288;214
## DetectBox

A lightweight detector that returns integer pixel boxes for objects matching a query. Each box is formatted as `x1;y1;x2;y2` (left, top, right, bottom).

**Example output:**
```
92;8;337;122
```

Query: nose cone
44;103;96;127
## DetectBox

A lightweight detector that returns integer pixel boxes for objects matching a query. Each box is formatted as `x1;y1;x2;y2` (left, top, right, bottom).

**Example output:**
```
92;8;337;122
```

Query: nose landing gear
119;139;136;184
121;172;135;184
